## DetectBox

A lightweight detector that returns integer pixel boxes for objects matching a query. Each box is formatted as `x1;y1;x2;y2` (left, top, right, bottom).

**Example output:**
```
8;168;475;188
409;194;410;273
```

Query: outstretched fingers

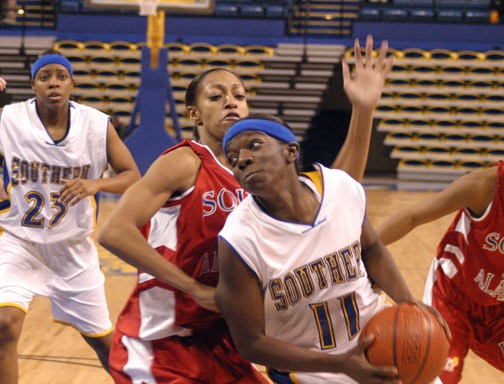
353;37;364;71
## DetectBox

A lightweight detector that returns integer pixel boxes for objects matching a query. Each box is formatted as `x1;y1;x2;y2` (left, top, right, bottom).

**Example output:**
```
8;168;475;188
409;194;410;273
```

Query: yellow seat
399;159;430;169
457;50;485;61
216;44;245;56
109;41;137;53
206;59;234;68
402;48;431;61
430;48;458;61
189;42;217;55
244;45;274;56
54;40;85;52
483;50;504;62
83;41;111;52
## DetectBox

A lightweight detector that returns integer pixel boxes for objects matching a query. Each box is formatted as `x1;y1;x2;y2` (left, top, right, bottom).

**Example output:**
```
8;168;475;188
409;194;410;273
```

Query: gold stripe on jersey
300;170;323;195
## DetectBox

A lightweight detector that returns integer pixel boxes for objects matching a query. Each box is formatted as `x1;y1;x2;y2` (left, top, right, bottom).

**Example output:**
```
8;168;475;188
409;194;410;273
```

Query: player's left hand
414;300;452;340
342;34;395;111
59;178;100;206
0;77;7;92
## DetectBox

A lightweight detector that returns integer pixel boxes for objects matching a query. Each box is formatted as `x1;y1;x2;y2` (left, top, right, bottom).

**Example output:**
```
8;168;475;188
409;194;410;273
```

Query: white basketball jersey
0;99;108;243
220;165;385;383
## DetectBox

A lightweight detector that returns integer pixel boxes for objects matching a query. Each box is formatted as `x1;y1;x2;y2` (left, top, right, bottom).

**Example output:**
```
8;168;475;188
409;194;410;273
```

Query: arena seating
360;0;492;23
0;0;55;29
346;46;504;180
53;39;342;141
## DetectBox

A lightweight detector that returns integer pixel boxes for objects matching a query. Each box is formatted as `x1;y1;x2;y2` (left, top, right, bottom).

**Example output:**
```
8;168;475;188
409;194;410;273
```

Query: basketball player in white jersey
216;115;449;383
0;51;140;384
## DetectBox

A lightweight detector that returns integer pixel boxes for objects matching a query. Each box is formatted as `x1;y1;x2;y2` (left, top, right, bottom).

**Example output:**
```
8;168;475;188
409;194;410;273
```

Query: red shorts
109;319;269;383
431;275;504;384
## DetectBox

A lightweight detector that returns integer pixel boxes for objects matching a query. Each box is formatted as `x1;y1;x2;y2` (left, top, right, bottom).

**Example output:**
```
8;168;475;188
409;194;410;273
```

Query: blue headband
223;119;297;152
31;55;73;78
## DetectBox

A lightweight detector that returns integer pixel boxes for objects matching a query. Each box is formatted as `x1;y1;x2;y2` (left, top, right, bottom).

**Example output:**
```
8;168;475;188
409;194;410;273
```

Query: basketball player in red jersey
98;35;394;383
378;162;504;383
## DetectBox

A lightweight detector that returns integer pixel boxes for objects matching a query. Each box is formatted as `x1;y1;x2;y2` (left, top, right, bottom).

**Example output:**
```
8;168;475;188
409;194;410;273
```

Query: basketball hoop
138;0;159;16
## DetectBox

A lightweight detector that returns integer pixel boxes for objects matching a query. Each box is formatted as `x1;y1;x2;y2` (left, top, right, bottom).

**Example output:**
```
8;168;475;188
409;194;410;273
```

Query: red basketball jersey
435;160;504;306
116;140;246;339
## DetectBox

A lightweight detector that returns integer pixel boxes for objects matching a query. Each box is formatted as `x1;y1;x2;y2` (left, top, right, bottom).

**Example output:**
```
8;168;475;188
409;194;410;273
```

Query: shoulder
71;101;109;120
157;144;201;170
146;143;202;191
319;164;363;191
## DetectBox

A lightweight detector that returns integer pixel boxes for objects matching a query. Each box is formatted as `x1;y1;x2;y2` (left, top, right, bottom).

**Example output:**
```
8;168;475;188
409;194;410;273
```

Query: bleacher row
52;39;342;140
345;46;504;180
360;0;493;23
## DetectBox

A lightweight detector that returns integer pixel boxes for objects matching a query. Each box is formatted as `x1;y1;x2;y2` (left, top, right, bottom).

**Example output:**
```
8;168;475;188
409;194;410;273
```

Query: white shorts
0;231;112;337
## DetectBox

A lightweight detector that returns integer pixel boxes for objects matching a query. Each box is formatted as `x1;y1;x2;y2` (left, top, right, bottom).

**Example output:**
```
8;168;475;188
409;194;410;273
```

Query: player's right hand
190;282;220;313
341;335;402;383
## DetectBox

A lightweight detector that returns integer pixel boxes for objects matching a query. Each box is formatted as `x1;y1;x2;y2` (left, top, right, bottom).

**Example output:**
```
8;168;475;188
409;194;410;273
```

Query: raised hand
342;34;395;110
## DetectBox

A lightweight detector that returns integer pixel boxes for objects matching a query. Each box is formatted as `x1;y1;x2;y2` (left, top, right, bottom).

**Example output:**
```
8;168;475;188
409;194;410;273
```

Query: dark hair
37;49;66;59
185;68;245;141
239;113;293;131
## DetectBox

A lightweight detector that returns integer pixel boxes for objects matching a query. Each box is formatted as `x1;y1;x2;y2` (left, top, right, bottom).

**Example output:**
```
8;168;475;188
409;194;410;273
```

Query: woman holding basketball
216;114;446;383
99;36;394;383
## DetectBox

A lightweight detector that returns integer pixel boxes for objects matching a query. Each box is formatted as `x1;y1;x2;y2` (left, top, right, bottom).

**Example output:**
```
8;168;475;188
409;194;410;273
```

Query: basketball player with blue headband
0;49;140;383
30;53;74;79
217;114;450;383
222;117;298;153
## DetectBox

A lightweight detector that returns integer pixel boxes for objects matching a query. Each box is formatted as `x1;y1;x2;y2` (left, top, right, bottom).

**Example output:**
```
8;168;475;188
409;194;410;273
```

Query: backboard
84;0;215;15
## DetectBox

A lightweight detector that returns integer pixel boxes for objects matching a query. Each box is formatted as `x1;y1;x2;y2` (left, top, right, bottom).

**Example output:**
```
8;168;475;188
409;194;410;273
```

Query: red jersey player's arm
377;165;498;246
98;146;219;313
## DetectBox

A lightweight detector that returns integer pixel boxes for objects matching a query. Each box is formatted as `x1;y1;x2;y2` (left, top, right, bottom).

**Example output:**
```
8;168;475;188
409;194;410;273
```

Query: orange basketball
359;303;449;384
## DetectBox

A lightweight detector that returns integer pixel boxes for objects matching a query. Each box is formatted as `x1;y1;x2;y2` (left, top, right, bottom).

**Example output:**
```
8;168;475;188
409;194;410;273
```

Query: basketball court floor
15;182;504;383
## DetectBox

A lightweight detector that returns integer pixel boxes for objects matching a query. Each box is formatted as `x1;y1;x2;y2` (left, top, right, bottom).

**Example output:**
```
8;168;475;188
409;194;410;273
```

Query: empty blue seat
59;0;80;13
410;9;435;21
360;8;381;21
215;5;239;17
240;6;264;17
436;0;466;8
465;0;492;9
394;0;433;6
465;10;489;22
437;9;463;22
265;5;286;18
382;8;409;21
409;0;434;6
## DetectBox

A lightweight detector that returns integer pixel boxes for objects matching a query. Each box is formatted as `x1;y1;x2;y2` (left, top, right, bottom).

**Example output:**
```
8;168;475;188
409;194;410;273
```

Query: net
138;0;159;16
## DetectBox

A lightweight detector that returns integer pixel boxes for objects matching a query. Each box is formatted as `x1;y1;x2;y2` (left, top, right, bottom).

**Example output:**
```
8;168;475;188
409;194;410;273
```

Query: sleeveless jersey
116;140;247;340
0;99;108;243
435;160;504;306
220;165;384;383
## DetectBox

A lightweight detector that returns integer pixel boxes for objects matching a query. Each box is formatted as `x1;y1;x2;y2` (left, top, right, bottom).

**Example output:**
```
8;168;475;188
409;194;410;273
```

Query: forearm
236;333;346;375
98;222;197;293
377;211;414;246
363;241;415;304
331;105;374;182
